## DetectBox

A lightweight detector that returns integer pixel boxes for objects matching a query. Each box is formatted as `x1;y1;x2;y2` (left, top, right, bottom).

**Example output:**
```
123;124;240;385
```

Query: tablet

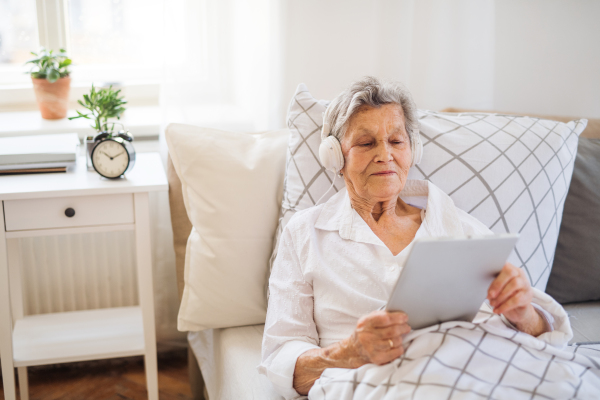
385;234;519;330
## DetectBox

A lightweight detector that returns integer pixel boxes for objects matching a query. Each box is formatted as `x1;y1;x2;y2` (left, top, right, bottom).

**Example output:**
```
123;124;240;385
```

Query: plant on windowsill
68;84;127;133
25;47;72;120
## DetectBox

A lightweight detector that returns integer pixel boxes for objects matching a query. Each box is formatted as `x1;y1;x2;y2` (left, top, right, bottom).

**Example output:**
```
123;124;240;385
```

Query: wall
281;1;391;106
278;0;599;120
494;1;600;118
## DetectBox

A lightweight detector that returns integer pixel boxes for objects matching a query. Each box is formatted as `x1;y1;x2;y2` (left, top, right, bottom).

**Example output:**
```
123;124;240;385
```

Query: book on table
0;133;80;173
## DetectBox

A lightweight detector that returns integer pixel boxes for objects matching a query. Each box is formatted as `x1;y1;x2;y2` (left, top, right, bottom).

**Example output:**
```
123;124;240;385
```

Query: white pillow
275;84;587;291
166;123;289;331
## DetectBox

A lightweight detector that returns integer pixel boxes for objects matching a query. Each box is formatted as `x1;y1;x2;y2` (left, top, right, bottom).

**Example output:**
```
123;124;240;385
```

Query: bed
166;109;600;400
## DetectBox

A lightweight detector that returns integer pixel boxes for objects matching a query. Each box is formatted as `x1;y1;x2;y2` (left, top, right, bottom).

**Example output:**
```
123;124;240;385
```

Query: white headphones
318;112;423;175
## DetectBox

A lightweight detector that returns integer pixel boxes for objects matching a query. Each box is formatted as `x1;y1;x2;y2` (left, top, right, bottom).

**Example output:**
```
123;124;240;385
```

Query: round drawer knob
65;208;76;218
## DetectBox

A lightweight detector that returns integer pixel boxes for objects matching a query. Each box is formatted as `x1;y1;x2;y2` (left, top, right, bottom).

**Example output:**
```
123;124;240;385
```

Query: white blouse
258;180;564;400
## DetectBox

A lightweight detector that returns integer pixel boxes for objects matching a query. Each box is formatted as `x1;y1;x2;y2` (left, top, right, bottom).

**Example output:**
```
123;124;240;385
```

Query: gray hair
323;76;418;145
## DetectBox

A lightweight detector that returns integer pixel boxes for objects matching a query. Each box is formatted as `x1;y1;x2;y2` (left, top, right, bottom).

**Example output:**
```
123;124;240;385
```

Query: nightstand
0;153;168;400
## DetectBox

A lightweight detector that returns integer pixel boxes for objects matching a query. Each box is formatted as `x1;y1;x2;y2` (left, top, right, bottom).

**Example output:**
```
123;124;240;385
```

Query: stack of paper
0;133;80;173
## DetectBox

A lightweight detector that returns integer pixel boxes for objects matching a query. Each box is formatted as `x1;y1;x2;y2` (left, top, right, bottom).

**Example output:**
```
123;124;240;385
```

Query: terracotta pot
31;76;71;119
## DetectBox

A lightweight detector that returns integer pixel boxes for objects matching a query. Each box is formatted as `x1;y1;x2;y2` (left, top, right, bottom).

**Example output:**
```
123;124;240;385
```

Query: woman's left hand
487;263;547;336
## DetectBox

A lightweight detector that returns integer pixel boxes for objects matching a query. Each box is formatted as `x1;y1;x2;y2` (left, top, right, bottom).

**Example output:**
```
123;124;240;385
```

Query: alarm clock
89;130;136;179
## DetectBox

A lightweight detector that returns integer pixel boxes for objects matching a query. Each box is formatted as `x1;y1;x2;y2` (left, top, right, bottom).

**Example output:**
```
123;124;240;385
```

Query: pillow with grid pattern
267;84;340;275
270;84;587;292
411;111;586;289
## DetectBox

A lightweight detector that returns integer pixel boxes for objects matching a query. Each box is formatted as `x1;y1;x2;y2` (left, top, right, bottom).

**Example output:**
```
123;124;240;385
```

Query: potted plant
69;84;127;132
25;47;72;119
69;84;131;172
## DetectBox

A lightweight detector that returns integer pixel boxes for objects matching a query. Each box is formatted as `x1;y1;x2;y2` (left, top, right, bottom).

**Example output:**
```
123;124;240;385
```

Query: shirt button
389;264;398;271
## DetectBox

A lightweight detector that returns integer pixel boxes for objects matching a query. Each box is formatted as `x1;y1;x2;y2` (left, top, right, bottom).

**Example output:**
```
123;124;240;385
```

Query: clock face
92;139;130;178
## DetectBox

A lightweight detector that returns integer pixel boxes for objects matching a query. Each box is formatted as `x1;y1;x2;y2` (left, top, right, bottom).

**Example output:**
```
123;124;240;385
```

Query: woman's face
340;103;412;202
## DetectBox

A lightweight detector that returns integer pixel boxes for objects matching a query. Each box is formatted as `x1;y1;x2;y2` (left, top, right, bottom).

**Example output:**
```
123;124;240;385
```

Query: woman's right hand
293;310;410;395
347;310;411;366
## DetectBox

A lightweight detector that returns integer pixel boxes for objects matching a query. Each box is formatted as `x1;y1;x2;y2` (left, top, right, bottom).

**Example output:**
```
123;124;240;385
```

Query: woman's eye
359;142;372;147
391;141;403;145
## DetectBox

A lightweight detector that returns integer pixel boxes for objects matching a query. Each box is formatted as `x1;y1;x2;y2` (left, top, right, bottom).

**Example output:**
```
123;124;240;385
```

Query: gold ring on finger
388;339;394;349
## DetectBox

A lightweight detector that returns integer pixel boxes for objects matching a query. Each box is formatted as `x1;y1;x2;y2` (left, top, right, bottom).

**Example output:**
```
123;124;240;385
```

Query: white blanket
309;310;600;400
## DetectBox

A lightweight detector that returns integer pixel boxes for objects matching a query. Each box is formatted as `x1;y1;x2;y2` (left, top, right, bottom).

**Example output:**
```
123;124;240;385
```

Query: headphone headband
321;122;331;140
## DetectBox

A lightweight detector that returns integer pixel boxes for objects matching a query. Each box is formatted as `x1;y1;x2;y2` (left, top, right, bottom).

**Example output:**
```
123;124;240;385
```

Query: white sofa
166;112;600;400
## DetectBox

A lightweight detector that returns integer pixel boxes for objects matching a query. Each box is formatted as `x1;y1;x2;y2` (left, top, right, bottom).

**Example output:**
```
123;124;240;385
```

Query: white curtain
160;0;284;136
155;0;600;342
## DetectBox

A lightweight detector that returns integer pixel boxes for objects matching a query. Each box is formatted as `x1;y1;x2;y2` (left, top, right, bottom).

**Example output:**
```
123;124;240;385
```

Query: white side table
0;153;168;400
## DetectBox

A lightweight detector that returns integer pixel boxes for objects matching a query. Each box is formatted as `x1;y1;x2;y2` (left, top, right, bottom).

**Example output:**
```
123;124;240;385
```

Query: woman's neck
351;196;396;222
346;184;414;223
344;180;422;256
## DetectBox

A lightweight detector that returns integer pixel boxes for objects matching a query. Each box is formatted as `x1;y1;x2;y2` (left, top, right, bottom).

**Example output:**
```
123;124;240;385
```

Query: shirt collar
314;179;464;244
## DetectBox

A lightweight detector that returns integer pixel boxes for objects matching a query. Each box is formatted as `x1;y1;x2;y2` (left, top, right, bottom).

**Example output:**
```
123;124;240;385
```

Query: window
0;0;39;65
0;0;163;87
67;0;163;83
0;0;39;84
0;0;238;114
69;0;162;66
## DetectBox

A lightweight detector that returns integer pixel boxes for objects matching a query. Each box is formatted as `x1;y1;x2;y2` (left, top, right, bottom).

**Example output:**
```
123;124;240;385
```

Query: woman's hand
349;310;410;366
487;263;547;336
293;310;410;395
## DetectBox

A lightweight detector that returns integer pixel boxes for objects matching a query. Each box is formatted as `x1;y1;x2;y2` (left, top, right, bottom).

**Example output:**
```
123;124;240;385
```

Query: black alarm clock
89;129;136;179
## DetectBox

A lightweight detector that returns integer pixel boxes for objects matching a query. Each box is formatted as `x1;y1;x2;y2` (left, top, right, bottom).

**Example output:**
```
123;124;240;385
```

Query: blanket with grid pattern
309;311;600;400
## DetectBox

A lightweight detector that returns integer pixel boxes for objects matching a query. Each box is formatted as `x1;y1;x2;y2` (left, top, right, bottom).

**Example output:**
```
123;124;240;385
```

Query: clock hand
100;151;114;160
111;151;125;158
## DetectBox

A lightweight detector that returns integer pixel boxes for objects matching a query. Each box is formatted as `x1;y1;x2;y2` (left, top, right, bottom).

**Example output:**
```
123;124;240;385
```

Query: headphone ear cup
411;131;423;166
319;136;344;174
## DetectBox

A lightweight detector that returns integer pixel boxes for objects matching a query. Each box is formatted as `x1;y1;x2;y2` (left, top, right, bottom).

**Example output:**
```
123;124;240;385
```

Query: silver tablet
385;234;519;330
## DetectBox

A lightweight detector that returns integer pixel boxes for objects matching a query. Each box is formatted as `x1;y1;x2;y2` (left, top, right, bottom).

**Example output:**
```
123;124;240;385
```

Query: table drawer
3;194;134;232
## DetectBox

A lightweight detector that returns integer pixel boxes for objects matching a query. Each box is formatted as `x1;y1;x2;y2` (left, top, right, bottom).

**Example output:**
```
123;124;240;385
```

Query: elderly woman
258;77;566;399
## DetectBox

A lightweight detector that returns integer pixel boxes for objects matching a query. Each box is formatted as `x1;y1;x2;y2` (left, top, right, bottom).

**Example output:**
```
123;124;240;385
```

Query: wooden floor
0;349;193;400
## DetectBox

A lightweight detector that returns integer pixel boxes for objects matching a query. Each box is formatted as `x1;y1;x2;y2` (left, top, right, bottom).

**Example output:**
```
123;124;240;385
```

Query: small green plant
25;47;71;83
68;84;127;132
